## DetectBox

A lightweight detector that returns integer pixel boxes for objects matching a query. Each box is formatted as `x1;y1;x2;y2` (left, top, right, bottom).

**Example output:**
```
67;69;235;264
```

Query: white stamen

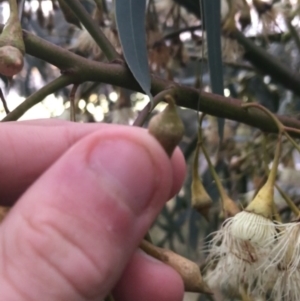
259;222;300;301
204;211;278;297
204;215;275;297
230;211;276;247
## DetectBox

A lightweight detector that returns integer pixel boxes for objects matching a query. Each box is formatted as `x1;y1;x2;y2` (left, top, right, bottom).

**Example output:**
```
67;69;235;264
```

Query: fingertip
169;147;186;199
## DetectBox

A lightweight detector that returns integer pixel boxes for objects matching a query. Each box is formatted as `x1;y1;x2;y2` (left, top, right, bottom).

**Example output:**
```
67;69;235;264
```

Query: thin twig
0;89;10;114
133;88;175;127
69;84;79;122
2;75;74;122
64;0;119;61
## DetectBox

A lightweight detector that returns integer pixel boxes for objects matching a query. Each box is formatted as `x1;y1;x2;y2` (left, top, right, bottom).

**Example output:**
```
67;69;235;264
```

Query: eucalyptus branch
4;25;300;137
64;0;119;61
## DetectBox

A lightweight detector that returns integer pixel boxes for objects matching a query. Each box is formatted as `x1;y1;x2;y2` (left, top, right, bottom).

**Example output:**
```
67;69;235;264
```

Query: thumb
0;126;184;301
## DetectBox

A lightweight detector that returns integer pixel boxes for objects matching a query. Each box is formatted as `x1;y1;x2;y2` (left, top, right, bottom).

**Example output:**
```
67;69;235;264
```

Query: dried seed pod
140;240;212;294
191;142;212;220
148;95;184;157
191;178;212;220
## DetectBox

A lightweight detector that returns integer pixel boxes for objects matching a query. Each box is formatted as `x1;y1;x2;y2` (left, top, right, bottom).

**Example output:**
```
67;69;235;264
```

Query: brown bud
191;178;212;221
191;142;212;221
140;240;212;294
0;45;24;77
148;95;184;157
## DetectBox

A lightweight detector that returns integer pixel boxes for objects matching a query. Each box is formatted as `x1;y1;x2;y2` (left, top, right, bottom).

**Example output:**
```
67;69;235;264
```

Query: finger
113;249;184;301
0;121;105;205
0;126;186;301
169;149;186;198
0;121;185;205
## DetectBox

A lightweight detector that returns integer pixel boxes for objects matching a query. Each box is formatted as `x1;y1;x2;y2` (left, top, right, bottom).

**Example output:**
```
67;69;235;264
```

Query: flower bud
148;95;184;157
0;45;24;77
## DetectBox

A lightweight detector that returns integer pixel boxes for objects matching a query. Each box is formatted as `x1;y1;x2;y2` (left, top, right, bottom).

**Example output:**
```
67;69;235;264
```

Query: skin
0;120;186;301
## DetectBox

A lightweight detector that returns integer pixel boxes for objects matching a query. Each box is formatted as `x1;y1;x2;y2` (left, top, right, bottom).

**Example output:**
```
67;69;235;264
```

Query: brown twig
133;88;175;127
2;25;300;139
0;88;9;114
69;84;79;122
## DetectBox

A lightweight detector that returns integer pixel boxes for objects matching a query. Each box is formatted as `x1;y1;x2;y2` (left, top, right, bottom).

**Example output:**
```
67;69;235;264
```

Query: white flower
259;221;300;301
204;214;275;298
270;270;300;301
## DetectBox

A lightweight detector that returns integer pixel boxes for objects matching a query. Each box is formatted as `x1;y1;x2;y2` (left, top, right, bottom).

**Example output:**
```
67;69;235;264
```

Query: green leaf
115;0;153;104
202;0;225;142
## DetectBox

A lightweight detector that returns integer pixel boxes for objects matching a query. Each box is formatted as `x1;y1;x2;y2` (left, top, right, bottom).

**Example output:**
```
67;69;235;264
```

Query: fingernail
88;138;157;214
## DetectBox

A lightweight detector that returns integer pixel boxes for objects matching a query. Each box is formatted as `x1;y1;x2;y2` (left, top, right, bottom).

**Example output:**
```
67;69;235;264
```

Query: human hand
0;120;186;301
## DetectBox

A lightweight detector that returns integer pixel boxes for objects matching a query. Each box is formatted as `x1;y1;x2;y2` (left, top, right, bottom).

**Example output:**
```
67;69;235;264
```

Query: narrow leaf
115;0;153;103
202;0;225;142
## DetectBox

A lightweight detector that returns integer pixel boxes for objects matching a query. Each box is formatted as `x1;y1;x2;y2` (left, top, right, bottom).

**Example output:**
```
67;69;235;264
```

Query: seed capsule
191;141;212;220
140;239;212;294
148;94;184;157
